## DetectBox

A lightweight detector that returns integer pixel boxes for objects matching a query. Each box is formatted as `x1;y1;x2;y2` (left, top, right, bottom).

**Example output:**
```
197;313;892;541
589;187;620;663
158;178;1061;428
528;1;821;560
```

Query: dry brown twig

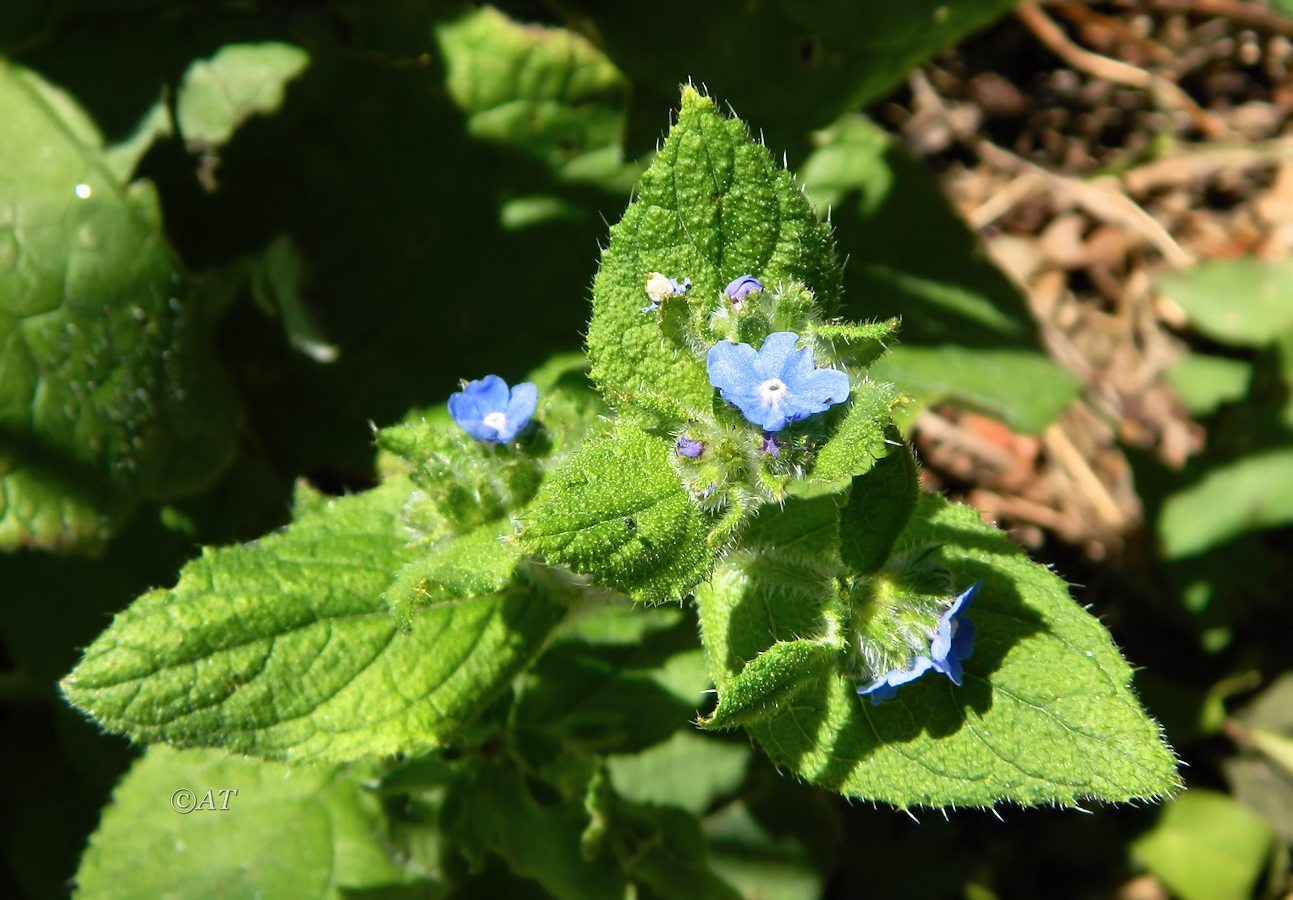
905;1;1287;554
1017;1;1232;138
1120;137;1293;195
967;172;1047;230
1104;0;1293;39
1052;2;1179;65
975;139;1197;266
914;410;1019;475
1044;422;1131;529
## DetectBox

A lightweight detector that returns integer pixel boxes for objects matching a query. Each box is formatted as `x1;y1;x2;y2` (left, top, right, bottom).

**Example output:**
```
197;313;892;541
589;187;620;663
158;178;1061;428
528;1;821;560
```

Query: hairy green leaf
588;86;842;409
740;492;841;563
61;478;565;762
0;61;238;550
839;434;918;575
436;6;636;193
702;640;838;730
807;318;897;369
176;42;310;148
796;380;900;491
516;424;716;602
384;518;519;627
697;492;1181;808
75;747;405;899
378;415;544;540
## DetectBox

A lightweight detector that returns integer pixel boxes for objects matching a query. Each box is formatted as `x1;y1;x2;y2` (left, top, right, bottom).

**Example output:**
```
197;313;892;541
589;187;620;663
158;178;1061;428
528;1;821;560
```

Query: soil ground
874;0;1292;562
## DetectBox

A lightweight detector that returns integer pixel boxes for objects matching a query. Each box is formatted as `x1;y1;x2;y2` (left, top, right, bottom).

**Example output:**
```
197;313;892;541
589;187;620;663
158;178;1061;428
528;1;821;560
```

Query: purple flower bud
675;436;705;458
759;434;781;457
724;275;763;305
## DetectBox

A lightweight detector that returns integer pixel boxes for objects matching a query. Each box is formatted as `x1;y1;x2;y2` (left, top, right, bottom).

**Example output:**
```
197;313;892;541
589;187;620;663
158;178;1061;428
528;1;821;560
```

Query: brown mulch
876;0;1293;560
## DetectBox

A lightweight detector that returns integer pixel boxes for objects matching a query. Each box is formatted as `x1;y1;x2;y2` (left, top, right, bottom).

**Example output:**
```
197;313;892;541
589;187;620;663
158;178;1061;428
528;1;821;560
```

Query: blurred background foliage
1;0;1291;897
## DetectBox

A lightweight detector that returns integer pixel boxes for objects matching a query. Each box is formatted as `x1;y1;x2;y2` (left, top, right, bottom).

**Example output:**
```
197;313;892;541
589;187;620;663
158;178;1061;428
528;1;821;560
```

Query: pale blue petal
934;619;975;685
795;367;851;409
506;381;538;425
930;583;978;662
707;341;760;395
952;617;977;661
754;332;801;381
859;584;978;703
888;655;935;687
858;656;934;705
449;390;499;442
857;677;897;703
447;391;483;425
756;405;792;432
466;374;510;411
784;341;817;383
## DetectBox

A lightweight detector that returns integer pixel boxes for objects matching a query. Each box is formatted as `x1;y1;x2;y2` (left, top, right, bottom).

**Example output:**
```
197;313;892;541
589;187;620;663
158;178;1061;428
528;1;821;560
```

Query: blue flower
643;272;691;312
448;375;537;444
725;274;763;304
706;332;850;432
857;584;979;705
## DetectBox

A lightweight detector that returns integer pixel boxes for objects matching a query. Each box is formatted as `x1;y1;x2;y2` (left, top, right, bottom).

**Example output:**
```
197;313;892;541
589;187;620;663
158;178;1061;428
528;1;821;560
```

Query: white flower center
483;411;508;432
758;378;788;408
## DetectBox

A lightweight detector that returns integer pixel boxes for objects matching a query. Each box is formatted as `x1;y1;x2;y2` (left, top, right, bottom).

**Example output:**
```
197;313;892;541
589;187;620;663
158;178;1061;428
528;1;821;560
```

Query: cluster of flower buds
447;268;976;705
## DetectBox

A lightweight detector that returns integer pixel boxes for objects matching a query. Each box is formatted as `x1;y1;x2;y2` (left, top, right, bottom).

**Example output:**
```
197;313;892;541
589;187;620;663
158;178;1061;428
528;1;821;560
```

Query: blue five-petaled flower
448;375;538;444
706;332;850;432
857;583;979;705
